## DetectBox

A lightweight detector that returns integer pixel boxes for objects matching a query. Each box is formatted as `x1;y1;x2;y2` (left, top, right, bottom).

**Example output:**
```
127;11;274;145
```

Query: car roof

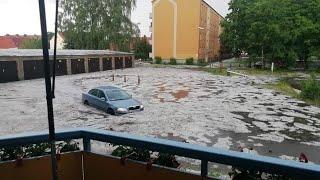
96;86;121;91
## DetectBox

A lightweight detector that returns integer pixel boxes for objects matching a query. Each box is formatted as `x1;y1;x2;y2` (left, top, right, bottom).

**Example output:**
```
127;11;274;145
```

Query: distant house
50;32;65;49
0;34;40;49
0;36;16;49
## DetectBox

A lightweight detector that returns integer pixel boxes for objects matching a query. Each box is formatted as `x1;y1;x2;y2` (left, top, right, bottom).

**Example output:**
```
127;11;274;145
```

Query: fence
0;128;319;179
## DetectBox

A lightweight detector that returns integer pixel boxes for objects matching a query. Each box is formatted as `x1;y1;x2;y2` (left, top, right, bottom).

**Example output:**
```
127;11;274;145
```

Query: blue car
82;86;144;115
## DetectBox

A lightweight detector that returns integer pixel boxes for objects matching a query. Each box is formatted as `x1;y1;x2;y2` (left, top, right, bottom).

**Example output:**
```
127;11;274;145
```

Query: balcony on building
0;128;319;180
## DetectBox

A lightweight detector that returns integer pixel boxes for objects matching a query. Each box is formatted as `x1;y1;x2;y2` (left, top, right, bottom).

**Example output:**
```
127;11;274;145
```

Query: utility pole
38;0;58;180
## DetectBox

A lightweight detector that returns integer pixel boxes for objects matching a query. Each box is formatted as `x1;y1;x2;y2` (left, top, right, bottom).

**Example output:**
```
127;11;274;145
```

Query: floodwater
0;65;319;164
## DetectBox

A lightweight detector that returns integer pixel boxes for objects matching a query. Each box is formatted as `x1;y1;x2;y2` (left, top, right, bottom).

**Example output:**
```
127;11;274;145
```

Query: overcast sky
0;0;230;36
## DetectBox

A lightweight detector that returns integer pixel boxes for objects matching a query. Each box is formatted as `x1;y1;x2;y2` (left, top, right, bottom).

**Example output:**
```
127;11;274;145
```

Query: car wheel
107;108;116;115
84;100;89;105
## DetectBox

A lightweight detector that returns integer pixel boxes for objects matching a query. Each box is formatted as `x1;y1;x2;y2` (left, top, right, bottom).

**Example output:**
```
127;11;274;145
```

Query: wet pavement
0;66;319;164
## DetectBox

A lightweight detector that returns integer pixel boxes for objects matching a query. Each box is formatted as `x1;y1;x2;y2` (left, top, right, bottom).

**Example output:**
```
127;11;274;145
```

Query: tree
134;37;152;60
59;0;140;51
220;0;320;69
19;38;42;49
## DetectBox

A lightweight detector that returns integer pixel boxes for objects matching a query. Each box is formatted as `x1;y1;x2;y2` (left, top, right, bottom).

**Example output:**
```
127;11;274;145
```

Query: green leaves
111;146;150;162
59;0;139;51
111;145;180;168
220;0;320;68
300;74;320;101
0;141;79;162
19;38;42;49
134;38;152;60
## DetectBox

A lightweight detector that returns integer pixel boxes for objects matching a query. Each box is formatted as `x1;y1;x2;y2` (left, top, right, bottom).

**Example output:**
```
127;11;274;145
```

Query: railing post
83;138;91;152
201;160;208;177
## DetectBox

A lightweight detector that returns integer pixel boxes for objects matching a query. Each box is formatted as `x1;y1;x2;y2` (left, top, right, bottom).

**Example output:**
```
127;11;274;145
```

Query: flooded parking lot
0;66;319;163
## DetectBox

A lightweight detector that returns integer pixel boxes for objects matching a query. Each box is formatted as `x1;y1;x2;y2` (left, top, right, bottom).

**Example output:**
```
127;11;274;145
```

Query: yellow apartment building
151;0;224;63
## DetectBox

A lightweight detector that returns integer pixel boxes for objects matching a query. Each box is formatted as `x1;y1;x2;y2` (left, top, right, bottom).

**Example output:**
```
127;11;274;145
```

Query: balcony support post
83;138;91;152
201;160;208;177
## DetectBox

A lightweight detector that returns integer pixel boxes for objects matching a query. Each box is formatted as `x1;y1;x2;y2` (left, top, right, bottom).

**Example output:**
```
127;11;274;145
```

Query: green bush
111;145;180;168
155;56;162;64
169;58;177;65
186;57;194;65
111;146;150;162
197;59;208;67
0;141;80;162
300;74;320;101
154;153;180;168
134;39;152;60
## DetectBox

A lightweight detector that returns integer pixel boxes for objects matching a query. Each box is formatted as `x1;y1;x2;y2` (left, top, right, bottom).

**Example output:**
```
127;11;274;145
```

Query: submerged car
82;86;144;115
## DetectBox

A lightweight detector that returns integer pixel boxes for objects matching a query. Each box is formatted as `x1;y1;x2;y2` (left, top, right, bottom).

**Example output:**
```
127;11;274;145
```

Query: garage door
0;61;18;83
115;57;123;69
71;59;85;74
50;59;67;76
125;57;133;68
23;60;44;80
88;58;100;72
103;57;112;70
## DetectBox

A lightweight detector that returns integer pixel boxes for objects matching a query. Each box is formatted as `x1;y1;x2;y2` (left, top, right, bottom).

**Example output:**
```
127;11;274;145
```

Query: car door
87;89;100;108
96;90;108;110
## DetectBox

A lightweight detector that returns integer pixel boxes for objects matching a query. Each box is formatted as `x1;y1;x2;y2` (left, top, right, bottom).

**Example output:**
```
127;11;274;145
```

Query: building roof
152;0;225;19
0;37;17;49
50;32;65;41
58;32;65;40
0;34;41;49
0;49;132;57
202;0;225;19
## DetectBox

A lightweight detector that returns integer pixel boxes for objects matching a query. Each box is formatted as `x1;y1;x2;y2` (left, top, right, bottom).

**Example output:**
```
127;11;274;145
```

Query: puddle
171;90;189;102
153;95;165;103
212;90;225;95
280;107;314;118
159;86;165;92
232;95;246;103
212;129;320;164
197;95;211;99
280;128;319;142
259;103;274;106
297;103;311;107
294;117;309;125
230;111;271;135
266;107;274;111
118;121;135;126
157;83;166;92
78;110;109;118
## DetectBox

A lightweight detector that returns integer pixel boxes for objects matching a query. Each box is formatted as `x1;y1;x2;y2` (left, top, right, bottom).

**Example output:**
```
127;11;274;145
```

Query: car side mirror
101;97;106;101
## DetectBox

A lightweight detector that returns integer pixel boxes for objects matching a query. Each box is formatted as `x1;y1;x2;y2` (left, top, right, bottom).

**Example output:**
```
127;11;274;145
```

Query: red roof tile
0;37;16;49
0;35;41;49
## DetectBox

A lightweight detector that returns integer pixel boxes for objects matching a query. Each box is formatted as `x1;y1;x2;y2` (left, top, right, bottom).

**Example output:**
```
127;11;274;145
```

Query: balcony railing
1;128;320;179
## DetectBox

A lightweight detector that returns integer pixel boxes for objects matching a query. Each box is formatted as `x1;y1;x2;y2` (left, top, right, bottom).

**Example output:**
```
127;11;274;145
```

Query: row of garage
0;56;134;83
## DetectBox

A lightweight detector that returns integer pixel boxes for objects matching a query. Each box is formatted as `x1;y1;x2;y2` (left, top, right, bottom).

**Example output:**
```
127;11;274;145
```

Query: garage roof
0;49;132;57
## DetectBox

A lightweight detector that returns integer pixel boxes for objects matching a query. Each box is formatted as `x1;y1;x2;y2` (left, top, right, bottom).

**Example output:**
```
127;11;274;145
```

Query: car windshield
106;90;131;101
